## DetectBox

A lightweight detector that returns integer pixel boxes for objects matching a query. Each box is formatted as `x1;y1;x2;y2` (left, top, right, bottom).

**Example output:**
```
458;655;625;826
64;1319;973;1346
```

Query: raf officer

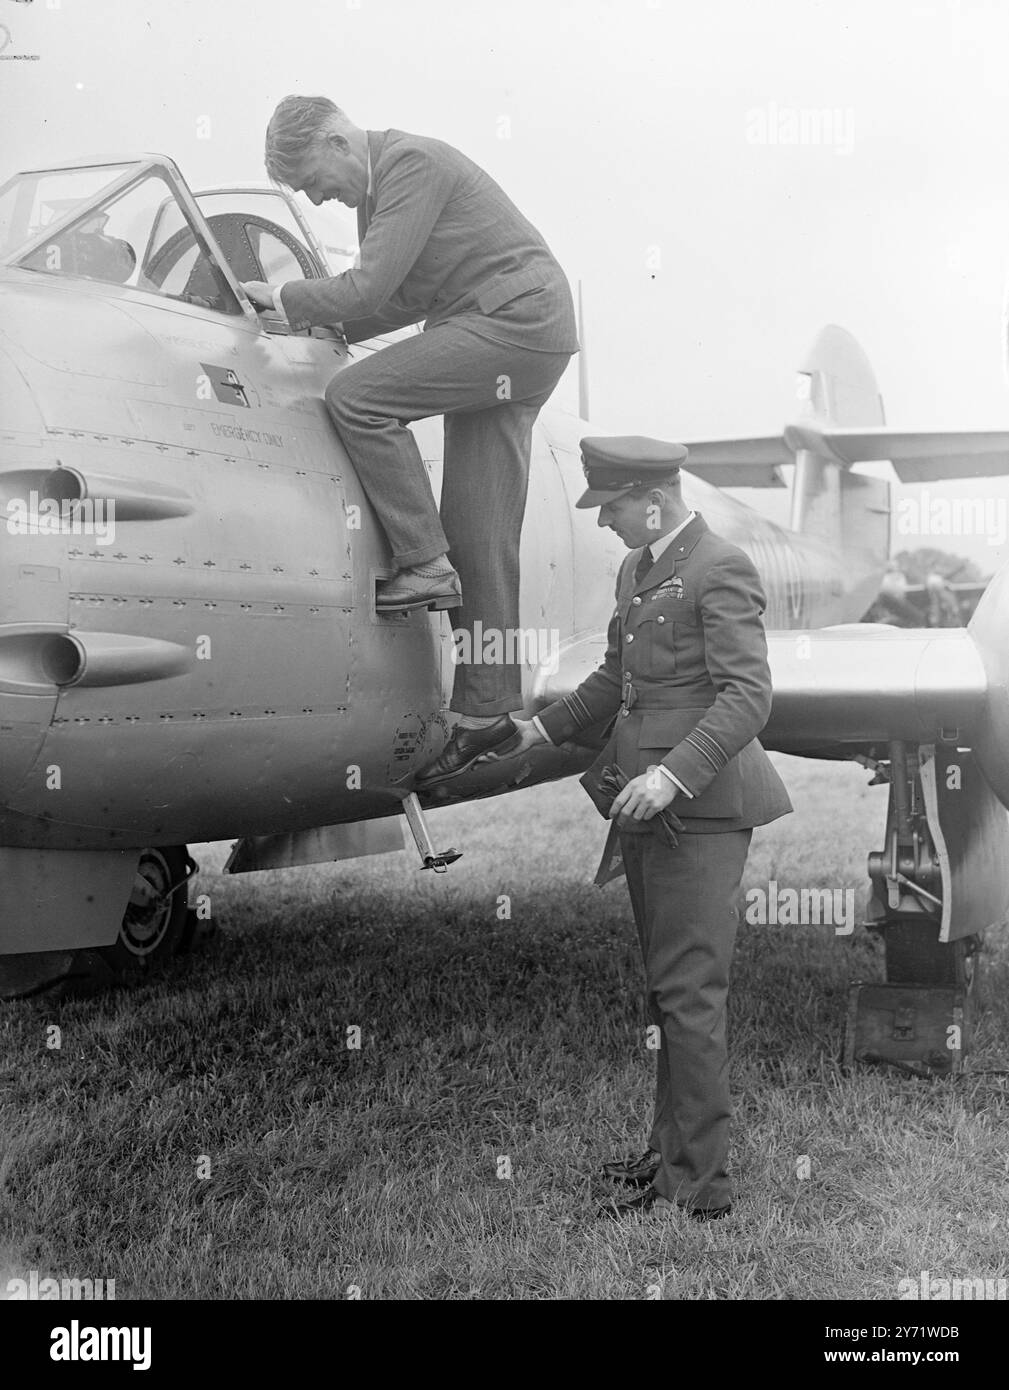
498;437;792;1219
240;95;578;789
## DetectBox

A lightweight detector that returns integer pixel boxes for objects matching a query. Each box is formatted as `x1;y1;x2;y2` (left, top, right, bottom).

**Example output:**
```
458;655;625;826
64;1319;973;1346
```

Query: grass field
2;755;1008;1300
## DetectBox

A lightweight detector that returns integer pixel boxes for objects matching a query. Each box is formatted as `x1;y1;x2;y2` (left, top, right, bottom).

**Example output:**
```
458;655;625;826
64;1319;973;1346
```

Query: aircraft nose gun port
0;627;192;691
0;630;84;690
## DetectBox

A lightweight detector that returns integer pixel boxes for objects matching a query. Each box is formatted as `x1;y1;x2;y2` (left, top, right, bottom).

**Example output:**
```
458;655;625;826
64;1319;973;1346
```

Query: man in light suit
498;438;792;1219
241;96;578;787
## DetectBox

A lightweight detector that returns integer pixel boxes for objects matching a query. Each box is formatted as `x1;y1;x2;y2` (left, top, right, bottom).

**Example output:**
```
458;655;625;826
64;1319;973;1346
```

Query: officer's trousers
620;827;752;1212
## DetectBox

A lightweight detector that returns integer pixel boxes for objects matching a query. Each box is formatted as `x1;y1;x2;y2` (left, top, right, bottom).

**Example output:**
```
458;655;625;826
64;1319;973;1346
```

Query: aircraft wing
681;427;1009;485
783;426;1009;482
680;437;792;487
534;624;991;757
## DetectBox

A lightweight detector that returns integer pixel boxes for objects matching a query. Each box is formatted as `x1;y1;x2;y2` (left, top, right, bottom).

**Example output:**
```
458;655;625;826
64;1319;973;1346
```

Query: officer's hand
609;767;678;824
480;717;544;761
241;280;276;310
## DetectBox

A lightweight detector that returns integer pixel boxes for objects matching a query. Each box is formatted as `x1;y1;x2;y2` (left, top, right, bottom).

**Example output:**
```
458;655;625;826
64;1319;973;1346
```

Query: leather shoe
376;565;461;613
601;1148;661;1188
599;1187;732;1221
414;716;520;790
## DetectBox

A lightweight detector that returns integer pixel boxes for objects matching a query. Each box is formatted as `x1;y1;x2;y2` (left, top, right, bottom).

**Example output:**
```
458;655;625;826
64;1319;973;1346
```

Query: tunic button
623;671;632;680
625;633;634;642
632;596;642;605
622;708;630;716
657;615;665;623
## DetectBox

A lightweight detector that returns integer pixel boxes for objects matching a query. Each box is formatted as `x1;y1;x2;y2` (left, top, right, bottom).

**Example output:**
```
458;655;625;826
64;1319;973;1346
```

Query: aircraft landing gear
845;740;1007;1076
100;846;199;979
0;845;202;1001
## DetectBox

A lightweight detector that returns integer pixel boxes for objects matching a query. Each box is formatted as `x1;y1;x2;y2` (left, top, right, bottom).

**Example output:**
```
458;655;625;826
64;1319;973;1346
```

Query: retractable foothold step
399;792;462;873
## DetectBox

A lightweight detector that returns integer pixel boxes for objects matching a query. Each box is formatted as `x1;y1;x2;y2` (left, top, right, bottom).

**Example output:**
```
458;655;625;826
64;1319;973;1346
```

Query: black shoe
376;565;461;613
599;1188;732;1221
414;717;520;790
601;1148;661;1188
686;1203;732;1222
599;1187;661;1219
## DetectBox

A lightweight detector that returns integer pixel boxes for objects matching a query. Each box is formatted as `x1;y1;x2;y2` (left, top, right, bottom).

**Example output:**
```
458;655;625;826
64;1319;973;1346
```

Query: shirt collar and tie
646;510;696;563
635;510;696;582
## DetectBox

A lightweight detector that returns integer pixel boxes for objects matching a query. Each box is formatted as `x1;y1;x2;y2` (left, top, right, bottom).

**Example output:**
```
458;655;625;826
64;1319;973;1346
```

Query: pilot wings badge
652;576;685;600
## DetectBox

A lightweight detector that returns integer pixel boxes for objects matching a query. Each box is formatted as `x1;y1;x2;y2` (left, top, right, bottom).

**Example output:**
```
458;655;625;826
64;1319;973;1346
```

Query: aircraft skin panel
0;269;615;848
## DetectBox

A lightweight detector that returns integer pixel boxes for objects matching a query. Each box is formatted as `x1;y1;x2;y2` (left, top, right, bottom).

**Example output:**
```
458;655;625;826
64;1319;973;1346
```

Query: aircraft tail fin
681;324;891;557
682;323;1009;557
786;324;889;557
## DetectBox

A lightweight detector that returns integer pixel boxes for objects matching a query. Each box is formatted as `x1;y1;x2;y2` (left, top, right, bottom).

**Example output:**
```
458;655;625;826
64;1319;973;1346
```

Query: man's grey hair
265;95;351;186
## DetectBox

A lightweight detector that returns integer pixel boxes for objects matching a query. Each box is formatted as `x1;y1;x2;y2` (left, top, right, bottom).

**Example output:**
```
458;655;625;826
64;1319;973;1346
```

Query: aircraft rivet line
113;553;127;560
203;560;216;568
173;558;186;565
139;555;153;562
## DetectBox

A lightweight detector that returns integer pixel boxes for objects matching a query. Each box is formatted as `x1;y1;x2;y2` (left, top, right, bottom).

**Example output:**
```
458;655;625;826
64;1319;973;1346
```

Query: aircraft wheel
883;923;981;992
99;846;194;979
0;847;197;1000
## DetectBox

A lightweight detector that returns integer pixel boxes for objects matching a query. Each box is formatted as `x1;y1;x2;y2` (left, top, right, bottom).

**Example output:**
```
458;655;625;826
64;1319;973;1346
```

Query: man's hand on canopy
240;280;277;310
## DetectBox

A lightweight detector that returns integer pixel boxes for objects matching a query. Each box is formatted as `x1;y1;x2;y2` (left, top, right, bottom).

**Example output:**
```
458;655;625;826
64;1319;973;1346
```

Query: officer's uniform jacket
537;513;792;832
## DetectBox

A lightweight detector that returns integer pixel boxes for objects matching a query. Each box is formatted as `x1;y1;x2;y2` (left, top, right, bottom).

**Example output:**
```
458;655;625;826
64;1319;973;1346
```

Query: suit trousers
324;317;572;715
619;826;752;1212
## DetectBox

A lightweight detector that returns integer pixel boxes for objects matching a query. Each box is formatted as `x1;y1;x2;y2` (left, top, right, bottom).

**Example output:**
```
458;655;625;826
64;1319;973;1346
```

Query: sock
409;556;453;578
456;714;505;729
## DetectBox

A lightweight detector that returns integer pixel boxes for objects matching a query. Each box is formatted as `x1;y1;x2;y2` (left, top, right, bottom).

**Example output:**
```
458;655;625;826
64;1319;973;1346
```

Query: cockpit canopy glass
0;163;139;259
0;162;242;315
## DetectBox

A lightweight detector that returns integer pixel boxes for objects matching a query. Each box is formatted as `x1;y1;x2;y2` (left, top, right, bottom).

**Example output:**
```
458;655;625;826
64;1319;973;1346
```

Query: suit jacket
537;514;793;833
279;128;579;351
